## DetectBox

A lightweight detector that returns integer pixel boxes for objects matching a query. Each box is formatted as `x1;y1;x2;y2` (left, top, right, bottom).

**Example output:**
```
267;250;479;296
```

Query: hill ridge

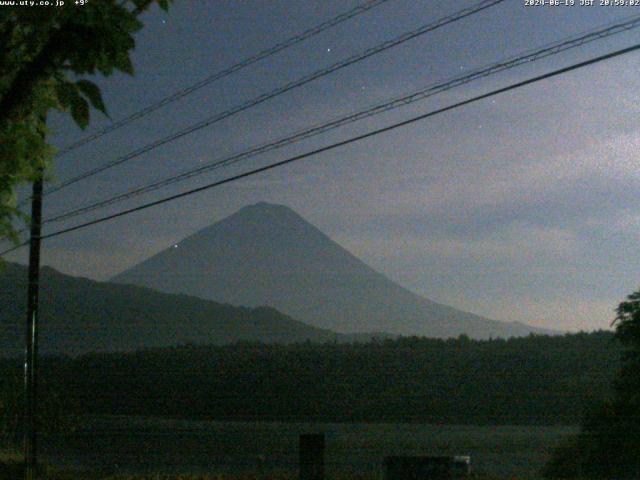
0;261;361;356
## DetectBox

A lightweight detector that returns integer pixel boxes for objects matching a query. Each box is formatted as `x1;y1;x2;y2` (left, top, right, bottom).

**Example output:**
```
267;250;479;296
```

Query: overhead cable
3;40;638;256
41;14;640;225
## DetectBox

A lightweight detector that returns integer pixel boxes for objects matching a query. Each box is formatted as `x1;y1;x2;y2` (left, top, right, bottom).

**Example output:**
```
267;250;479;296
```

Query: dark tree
0;0;172;244
545;289;640;479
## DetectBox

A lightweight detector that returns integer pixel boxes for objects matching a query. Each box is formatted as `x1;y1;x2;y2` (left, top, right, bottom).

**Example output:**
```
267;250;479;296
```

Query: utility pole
24;169;43;480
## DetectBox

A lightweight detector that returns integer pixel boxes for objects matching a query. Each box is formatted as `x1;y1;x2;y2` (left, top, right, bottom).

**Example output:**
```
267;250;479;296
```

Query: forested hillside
0;262;345;356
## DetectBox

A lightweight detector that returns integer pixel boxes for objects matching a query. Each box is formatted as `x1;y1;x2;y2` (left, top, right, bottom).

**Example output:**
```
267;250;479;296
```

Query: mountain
0;262;350;357
113;202;554;338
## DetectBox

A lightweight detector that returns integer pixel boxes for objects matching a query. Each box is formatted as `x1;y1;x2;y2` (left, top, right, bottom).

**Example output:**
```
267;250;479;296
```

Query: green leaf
75;79;107;116
53;80;94;128
114;53;134;75
70;95;89;129
131;0;153;13
54;81;76;110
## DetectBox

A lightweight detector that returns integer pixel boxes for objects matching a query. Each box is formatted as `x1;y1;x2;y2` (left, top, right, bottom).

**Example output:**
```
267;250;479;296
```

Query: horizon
2;200;612;335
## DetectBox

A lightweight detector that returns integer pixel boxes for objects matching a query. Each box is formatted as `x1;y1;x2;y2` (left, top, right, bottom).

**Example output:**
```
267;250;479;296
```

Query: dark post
24;173;43;480
299;434;324;480
383;456;471;480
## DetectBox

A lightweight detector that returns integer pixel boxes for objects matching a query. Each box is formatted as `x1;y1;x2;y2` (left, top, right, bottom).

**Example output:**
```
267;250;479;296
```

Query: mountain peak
196;202;329;249
242;201;288;211
113;203;554;338
233;202;304;222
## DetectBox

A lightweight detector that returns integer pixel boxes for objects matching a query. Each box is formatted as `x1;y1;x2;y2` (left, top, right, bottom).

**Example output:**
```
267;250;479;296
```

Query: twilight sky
5;0;640;332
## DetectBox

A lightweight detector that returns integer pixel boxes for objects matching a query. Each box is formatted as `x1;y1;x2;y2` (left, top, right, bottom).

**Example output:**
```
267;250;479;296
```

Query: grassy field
1;462;513;480
0;448;534;480
3;416;576;480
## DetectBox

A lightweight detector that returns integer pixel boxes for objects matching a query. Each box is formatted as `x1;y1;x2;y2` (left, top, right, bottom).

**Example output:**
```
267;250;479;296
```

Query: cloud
337;222;578;265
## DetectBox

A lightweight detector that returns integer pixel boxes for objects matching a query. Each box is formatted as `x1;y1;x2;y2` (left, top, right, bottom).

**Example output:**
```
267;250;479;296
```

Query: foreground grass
102;476;509;480
0;450;96;480
0;461;93;480
0;465;536;480
106;476;297;480
0;461;532;480
0;450;539;480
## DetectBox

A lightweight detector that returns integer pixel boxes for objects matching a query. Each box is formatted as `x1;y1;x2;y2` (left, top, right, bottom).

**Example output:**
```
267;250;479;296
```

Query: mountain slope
0;262;344;357
113;202;554;338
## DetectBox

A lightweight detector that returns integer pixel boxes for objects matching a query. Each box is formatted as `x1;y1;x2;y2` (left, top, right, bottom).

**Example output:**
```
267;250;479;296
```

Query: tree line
0;330;620;431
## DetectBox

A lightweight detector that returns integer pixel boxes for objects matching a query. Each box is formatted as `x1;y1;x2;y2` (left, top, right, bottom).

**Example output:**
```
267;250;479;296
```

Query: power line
53;0;393;157
2;41;638;257
36;0;505;199
39;14;640;226
0;244;26;261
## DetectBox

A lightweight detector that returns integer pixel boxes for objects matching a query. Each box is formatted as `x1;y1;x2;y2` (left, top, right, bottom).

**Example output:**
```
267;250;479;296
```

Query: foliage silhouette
0;0;172;243
544;289;640;478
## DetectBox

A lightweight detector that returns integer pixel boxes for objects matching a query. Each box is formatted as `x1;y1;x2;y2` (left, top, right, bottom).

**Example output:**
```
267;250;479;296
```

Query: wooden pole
299;434;324;480
24;172;43;480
